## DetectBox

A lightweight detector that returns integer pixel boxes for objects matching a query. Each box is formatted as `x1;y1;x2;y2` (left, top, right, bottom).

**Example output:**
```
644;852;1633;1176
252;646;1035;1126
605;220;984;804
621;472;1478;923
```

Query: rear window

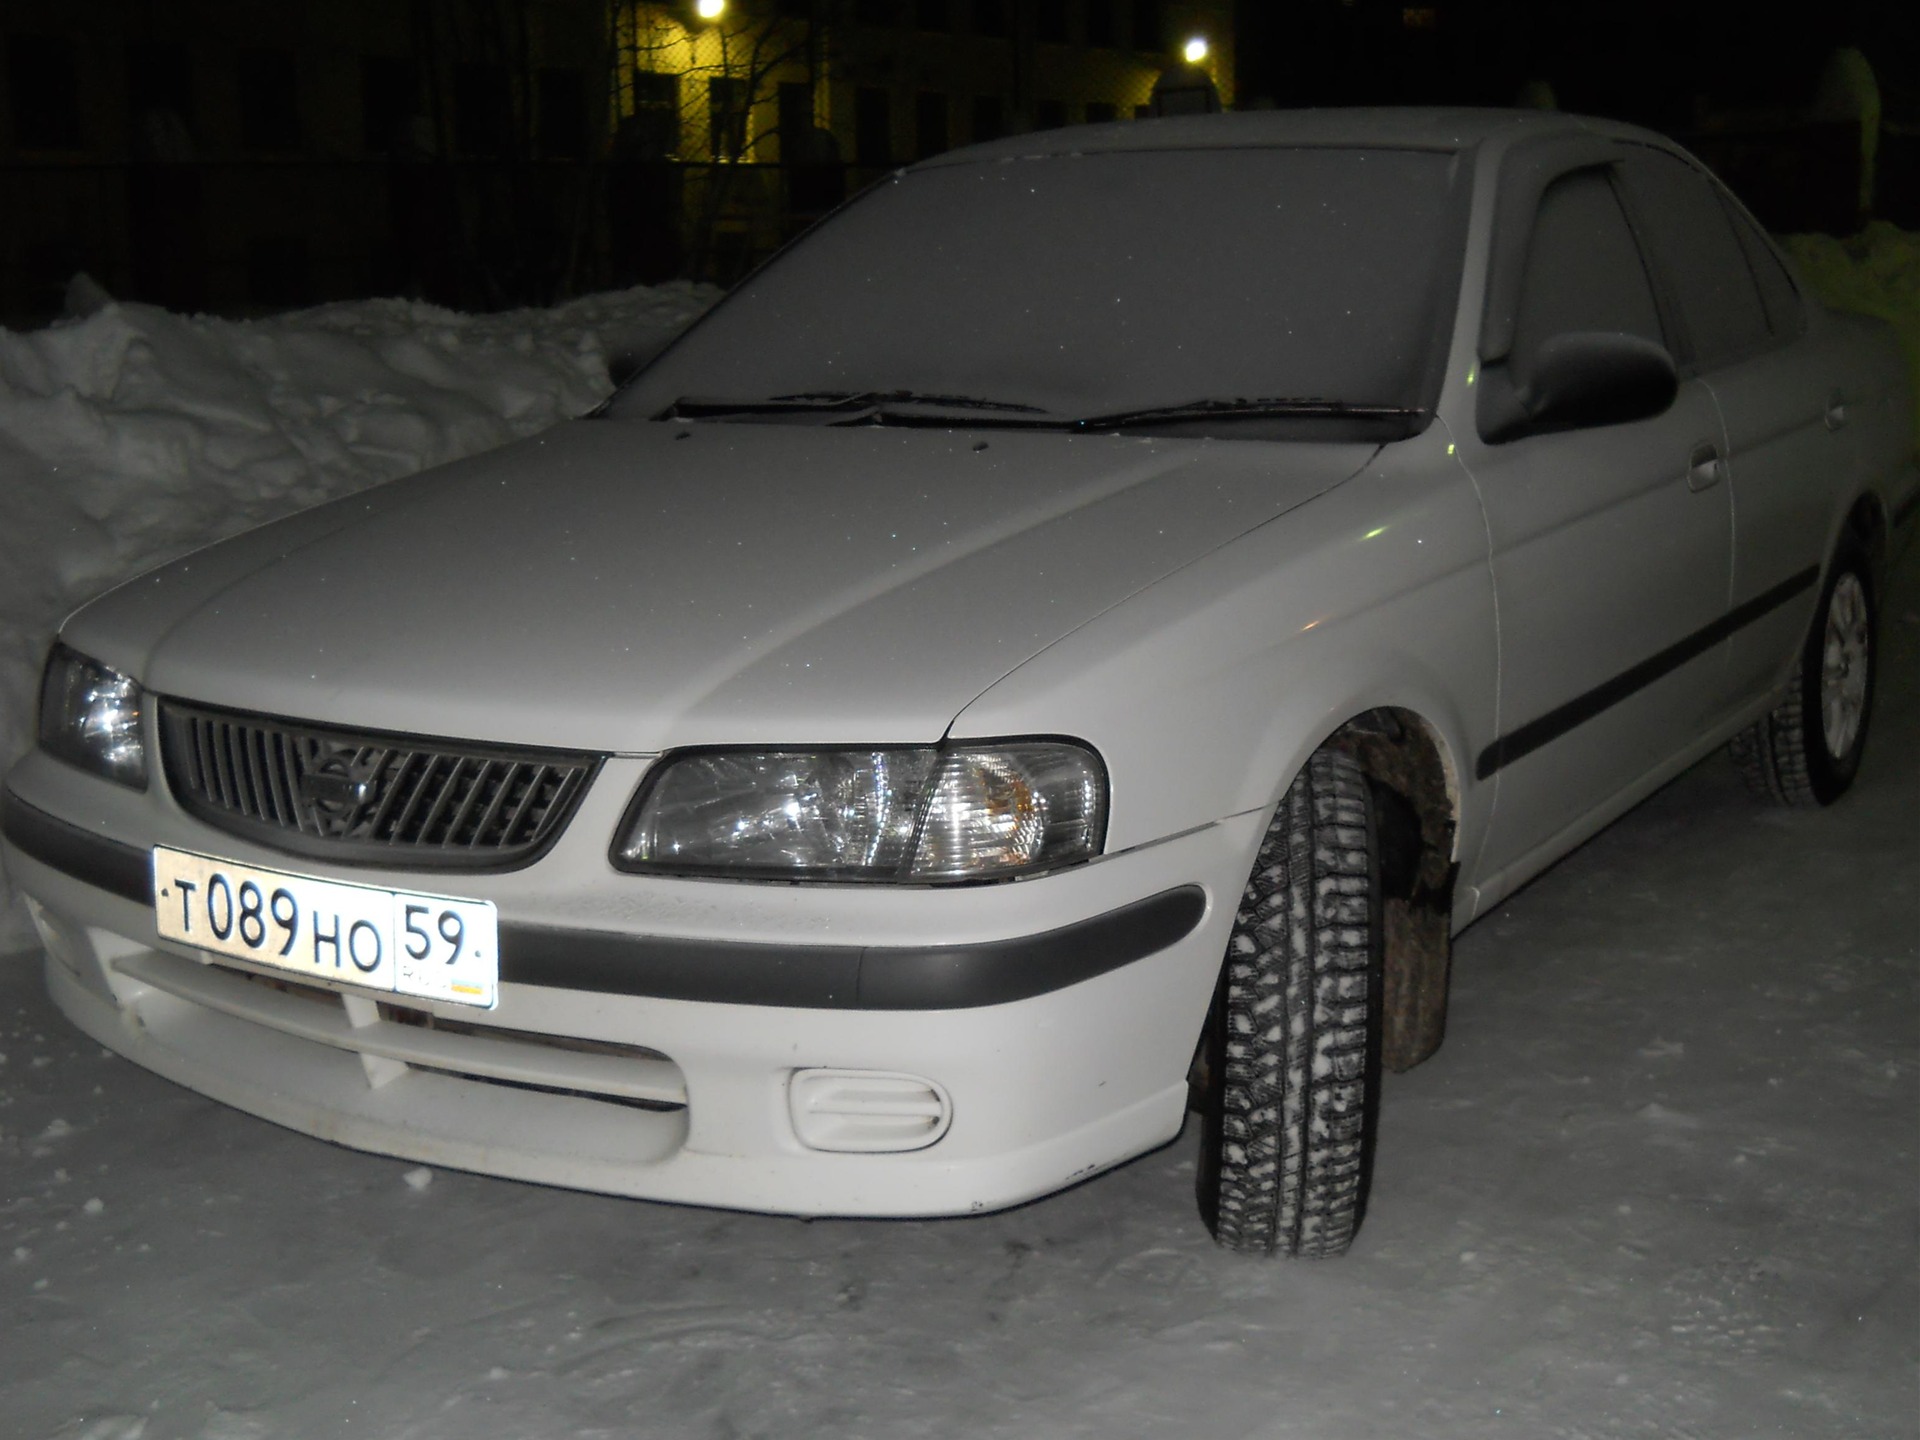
1722;196;1805;340
617;147;1470;425
1619;149;1772;370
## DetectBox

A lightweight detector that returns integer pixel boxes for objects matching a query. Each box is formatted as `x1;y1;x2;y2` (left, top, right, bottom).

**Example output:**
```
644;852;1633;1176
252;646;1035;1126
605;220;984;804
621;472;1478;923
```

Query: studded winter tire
1196;747;1383;1258
1730;544;1877;808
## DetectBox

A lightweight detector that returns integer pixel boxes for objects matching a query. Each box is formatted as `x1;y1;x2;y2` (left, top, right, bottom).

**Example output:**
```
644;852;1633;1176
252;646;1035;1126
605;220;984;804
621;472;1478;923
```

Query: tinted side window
1511;168;1663;378
1722;197;1805;339
1620;150;1770;369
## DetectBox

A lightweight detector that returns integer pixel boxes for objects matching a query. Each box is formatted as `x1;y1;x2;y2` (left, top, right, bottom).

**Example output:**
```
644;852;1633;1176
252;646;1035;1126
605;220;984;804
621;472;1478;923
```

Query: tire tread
1731;550;1874;809
1208;749;1378;1258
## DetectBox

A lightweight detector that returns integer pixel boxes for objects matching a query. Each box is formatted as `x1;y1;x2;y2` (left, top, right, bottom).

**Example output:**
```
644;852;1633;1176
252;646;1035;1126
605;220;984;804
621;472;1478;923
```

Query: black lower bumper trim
500;885;1209;1010
2;785;1209;1011
1;789;151;905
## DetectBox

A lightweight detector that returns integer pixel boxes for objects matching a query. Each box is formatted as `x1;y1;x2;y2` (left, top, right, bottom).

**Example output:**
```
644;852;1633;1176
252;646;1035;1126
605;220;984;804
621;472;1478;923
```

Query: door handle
1687;442;1723;492
1825;389;1848;430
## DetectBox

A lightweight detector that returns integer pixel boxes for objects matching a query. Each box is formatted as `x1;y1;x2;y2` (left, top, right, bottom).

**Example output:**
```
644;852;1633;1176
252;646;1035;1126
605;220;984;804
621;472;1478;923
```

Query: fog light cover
788;1069;953;1153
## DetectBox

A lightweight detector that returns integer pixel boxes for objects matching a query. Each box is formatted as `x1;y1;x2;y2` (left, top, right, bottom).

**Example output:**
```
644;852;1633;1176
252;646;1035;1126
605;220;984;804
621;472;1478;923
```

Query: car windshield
613;146;1470;434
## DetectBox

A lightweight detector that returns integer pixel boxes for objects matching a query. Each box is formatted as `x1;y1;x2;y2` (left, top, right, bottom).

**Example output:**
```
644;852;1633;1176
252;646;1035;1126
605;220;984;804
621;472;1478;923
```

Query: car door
1466;161;1734;884
1617;148;1844;709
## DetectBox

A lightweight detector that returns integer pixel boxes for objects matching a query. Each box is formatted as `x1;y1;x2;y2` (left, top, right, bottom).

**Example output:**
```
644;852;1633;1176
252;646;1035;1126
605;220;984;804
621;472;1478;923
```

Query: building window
1035;98;1066;129
1035;0;1069;43
1086;0;1117;46
128;43;194;136
708;76;746;159
777;80;813;161
238;49;302;152
972;0;1009;36
538;67;587;157
914;90;947;159
361;56;418;154
1084;100;1116;124
1131;0;1164;52
970;94;1003;143
628;70;680;158
8;34;83;150
855;86;891;165
454;62;511;156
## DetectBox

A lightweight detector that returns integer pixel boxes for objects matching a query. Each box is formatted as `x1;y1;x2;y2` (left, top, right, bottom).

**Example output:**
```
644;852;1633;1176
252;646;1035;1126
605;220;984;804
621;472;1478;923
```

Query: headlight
614;741;1106;882
38;644;147;789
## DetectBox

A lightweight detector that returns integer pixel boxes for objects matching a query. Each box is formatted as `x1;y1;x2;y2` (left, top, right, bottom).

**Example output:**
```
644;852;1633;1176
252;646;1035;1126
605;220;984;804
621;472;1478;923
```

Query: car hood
70;420;1374;753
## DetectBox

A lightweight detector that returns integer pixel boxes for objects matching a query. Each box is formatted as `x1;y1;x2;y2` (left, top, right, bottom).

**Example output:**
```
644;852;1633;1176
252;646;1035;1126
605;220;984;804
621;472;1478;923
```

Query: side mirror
1480;331;1679;443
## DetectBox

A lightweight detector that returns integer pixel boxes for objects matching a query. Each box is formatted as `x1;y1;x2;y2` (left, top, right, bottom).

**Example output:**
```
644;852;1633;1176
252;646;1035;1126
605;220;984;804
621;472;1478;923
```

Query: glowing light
1363;526;1388;540
1183;35;1209;63
696;0;725;17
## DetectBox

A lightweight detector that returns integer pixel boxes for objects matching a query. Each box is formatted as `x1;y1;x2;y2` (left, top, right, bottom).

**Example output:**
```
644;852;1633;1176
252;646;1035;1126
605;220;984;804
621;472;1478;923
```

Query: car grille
157;700;600;870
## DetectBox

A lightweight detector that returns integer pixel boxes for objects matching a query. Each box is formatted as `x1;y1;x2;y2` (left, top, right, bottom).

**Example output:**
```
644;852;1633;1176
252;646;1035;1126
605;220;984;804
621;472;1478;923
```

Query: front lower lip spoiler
3;787;1208;1011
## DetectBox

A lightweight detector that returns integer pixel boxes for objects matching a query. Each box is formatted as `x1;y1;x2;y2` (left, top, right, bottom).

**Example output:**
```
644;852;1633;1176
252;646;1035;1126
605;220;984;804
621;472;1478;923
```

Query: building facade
1;0;1233;324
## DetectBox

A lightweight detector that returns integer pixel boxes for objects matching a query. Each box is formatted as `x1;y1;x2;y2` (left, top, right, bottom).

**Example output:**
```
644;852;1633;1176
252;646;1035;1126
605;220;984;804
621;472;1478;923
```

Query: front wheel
1196;747;1383;1257
1731;546;1877;807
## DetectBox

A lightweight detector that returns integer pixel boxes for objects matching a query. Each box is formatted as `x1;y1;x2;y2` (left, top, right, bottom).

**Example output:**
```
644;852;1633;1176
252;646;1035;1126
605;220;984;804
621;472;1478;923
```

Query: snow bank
0;280;717;947
1781;222;1920;450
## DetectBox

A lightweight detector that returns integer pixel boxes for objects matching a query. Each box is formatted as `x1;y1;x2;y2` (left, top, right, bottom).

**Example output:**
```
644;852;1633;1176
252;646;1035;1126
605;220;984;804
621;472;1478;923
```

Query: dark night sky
1235;0;1915;130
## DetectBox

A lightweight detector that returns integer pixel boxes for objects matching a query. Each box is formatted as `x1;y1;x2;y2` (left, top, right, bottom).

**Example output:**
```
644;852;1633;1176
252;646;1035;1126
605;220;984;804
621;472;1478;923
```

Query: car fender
949;422;1498;876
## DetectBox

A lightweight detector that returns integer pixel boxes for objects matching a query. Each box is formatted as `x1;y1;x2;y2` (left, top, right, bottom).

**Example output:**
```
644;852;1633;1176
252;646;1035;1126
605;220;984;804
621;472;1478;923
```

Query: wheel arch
1319;705;1461;1073
1842;489;1889;595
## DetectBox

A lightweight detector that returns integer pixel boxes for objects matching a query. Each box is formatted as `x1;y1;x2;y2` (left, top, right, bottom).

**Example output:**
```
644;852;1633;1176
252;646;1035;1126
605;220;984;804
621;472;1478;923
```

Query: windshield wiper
658;392;1423;432
1073;398;1426;431
660;390;1050;421
777;390;1050;414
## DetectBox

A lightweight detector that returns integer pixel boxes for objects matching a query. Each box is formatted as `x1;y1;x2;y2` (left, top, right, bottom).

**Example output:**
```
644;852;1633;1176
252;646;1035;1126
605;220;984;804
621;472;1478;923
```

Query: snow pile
0;280;717;946
1782;222;1920;449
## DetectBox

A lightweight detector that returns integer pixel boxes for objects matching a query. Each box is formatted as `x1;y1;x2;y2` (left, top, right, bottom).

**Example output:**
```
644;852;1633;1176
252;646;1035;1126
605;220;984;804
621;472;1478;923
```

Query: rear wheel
1196;747;1383;1257
1731;546;1877;807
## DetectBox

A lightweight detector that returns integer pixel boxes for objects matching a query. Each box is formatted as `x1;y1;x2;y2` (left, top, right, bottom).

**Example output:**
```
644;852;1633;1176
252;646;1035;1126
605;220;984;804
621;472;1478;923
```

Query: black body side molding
1476;565;1819;780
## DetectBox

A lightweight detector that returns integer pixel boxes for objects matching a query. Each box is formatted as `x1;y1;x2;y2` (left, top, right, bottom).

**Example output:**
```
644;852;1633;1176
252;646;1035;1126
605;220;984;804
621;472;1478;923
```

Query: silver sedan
4;109;1913;1257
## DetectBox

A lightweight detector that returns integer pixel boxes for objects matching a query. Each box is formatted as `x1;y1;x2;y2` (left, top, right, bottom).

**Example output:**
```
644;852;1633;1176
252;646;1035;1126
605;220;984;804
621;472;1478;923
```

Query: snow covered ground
0;560;1912;1440
0;252;1915;1439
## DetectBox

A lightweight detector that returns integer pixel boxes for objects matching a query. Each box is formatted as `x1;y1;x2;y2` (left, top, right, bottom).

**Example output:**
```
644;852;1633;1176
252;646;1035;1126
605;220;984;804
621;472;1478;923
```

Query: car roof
919;106;1663;168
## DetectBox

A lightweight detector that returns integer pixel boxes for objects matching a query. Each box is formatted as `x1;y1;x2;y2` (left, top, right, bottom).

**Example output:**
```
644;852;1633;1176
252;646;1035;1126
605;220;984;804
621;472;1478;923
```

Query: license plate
153;847;499;1009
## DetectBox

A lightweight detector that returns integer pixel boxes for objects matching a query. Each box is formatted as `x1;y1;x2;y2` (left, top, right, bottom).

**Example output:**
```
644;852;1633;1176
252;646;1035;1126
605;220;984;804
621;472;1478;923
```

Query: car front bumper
2;750;1258;1217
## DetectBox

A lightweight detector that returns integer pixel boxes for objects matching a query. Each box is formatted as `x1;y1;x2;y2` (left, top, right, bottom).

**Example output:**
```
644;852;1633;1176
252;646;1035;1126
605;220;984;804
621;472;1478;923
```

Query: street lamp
696;0;726;18
1183;35;1209;64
